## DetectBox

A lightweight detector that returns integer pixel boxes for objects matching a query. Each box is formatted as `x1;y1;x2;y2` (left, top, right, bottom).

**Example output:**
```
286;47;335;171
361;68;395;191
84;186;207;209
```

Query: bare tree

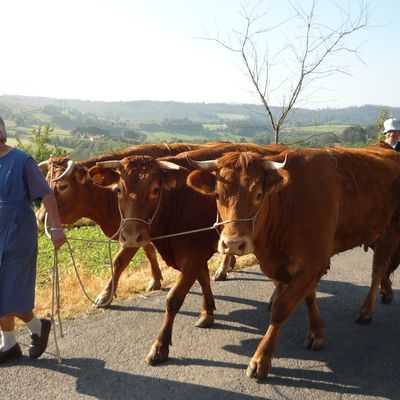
204;0;371;144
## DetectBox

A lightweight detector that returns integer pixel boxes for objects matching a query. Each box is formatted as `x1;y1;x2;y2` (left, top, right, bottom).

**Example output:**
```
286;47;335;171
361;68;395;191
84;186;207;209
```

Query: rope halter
212;195;265;234
114;187;163;240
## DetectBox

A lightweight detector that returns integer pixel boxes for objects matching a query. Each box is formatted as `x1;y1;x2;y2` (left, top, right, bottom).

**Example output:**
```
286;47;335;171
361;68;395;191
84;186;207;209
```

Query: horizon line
0;93;397;112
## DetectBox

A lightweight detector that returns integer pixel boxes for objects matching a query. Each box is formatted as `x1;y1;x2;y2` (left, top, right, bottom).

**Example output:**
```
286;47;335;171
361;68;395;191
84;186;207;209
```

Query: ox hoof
213;272;227;281
381;292;393;305
195;314;215;328
355;314;372;325
246;360;271;380
145;345;169;366
93;294;113;309
229;257;236;271
146;279;162;292
303;336;325;351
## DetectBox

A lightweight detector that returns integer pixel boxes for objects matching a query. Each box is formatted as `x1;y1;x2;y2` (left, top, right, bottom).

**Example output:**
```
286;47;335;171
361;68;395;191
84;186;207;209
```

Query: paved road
2;247;400;400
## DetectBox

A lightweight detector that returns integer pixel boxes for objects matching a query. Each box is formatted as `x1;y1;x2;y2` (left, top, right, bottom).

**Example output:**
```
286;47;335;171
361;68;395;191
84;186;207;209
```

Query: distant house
89;135;105;142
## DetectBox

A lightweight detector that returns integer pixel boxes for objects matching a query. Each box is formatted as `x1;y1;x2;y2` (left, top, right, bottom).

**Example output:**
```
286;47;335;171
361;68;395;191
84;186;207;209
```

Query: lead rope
44;212;63;362
46;164;62;362
115;186;223;241
149;197;265;241
51;247;62;363
116;192;265;242
44;211;117;363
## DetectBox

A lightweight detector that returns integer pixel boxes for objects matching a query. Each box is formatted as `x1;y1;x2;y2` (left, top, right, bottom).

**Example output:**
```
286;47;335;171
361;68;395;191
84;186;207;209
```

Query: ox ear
88;165;120;187
186;170;216;196
73;164;90;184
263;169;290;195
161;167;190;190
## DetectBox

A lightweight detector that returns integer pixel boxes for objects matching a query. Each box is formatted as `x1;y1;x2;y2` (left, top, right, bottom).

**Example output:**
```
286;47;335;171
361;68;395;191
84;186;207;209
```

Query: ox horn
263;154;288;170
187;158;218;170
96;160;123;169
38;160;49;172
158;160;181;170
54;160;76;181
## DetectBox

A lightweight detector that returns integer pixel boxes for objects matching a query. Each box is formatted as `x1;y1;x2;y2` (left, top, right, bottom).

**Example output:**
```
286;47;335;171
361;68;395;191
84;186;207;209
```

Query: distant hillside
1;94;398;126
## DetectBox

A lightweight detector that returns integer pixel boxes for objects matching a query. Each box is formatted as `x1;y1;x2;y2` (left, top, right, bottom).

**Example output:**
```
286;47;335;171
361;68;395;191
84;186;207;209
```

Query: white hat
383;118;400;133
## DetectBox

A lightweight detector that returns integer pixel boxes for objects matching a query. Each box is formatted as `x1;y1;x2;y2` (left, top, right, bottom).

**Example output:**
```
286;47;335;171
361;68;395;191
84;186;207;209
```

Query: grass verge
34;225;258;322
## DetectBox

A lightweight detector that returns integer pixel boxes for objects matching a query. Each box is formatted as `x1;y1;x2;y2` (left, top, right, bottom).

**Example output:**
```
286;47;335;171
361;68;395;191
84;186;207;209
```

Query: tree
205;0;370;143
121;129;146;143
365;123;379;143
342;124;367;143
376;106;390;140
16;125;68;163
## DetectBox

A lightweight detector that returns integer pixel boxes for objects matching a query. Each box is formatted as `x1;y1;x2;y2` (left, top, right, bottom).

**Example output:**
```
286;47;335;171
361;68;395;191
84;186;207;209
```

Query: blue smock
0;149;49;316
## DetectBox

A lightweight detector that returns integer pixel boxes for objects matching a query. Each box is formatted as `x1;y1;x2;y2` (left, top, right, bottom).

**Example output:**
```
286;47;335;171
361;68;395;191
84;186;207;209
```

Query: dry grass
32;252;258;322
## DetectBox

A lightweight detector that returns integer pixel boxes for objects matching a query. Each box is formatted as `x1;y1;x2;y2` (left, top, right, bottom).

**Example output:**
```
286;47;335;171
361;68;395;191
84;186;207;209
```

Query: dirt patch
32;253;258;322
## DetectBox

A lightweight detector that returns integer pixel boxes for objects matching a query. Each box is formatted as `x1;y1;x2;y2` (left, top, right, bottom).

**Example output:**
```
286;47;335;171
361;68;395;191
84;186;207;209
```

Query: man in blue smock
0;116;67;362
383;117;400;151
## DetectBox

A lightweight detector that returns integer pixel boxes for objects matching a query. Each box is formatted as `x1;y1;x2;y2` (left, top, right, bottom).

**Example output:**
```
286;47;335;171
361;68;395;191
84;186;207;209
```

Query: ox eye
214;192;220;201
57;183;68;191
152;186;160;196
256;192;263;202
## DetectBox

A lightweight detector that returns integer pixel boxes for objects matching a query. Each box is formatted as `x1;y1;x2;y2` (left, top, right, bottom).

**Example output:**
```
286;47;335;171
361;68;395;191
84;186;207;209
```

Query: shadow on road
16;357;262;400
219;278;400;399
37;270;400;399
110;275;400;399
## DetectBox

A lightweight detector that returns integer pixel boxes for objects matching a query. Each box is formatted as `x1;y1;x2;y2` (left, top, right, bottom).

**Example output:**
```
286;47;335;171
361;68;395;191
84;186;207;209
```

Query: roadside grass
34;224;258;321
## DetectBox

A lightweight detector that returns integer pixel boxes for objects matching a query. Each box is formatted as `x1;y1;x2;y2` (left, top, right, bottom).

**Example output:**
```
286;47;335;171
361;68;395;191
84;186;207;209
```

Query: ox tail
387;246;400;274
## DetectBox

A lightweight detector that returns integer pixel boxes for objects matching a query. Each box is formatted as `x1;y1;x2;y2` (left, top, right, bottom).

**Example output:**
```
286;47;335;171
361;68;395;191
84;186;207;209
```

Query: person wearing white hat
383;118;400;151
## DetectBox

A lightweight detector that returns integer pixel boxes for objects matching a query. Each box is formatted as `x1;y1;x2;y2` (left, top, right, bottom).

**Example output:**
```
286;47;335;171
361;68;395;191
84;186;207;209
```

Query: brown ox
362;141;400;303
36;143;205;307
88;143;286;365
161;142;287;281
187;147;400;379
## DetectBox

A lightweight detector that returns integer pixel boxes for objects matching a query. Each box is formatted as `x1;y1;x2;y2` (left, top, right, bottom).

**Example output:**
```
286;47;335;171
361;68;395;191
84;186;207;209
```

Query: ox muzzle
218;233;254;256
119;223;151;248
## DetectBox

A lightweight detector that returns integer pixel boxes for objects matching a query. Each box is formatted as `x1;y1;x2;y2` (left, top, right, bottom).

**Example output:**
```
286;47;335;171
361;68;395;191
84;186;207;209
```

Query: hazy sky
1;0;399;109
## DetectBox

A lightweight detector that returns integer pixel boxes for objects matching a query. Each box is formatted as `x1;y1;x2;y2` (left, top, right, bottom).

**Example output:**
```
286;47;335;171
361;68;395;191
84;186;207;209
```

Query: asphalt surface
2;247;400;400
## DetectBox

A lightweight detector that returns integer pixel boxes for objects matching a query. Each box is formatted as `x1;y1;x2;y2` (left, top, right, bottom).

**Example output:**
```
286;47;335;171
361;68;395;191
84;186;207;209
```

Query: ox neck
148;187;171;237
83;182;121;237
254;193;287;257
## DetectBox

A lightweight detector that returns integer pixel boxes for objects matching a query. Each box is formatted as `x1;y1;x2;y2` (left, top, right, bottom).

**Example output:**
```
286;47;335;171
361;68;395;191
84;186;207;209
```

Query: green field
203;123;227;130
146;131;209;142
36;225;146;287
145;130;244;143
280;124;351;145
216;113;247;121
284;124;351;134
144;124;352;145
